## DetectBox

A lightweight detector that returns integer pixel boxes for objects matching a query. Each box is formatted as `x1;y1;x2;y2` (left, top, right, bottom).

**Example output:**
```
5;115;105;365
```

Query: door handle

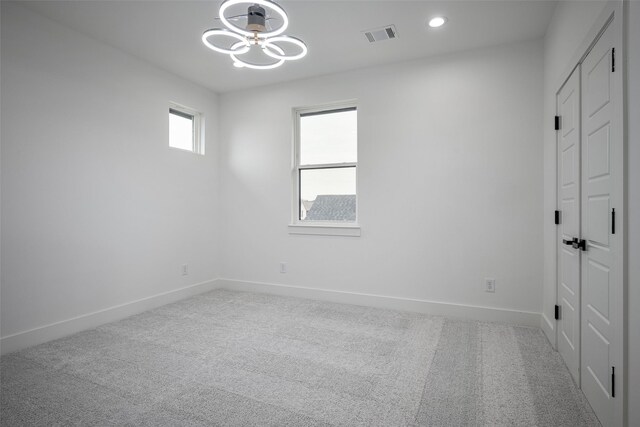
573;239;587;251
562;237;587;250
561;237;586;251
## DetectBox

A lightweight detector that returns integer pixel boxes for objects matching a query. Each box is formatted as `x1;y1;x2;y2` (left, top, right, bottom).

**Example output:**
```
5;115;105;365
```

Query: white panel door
580;21;618;427
556;66;581;385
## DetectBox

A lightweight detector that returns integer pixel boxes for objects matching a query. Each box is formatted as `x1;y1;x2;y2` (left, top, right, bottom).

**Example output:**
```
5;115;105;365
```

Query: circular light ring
428;16;447;28
230;41;285;69
202;28;250;54
262;36;308;61
219;0;288;38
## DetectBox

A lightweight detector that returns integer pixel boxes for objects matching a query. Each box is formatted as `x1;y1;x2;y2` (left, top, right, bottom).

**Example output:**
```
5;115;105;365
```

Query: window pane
300;167;356;221
169;111;194;151
300;109;357;165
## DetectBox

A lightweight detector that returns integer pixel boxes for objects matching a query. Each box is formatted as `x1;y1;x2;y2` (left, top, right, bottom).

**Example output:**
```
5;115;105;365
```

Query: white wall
625;1;640;424
0;3;220;341
219;39;544;317
540;0;607;343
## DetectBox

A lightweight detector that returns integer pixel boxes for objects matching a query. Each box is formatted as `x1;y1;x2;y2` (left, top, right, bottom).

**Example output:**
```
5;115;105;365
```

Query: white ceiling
21;0;557;93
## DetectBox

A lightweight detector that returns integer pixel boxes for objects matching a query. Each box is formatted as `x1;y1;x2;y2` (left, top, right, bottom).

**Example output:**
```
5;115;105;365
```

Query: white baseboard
216;278;541;327
1;278;543;355
0;279;220;355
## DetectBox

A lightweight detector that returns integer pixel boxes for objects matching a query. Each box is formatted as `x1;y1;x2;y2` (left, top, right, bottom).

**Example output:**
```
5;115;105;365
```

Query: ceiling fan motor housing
247;4;266;33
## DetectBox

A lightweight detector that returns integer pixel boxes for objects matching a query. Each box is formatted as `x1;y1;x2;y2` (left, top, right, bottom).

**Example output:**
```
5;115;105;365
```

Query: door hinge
554;116;560;130
612;48;615;72
612;367;616;398
612;208;616;234
555;210;560;225
555;305;560;320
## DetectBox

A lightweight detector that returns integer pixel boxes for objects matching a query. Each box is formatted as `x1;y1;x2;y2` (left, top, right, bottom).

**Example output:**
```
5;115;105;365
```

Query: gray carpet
1;289;600;426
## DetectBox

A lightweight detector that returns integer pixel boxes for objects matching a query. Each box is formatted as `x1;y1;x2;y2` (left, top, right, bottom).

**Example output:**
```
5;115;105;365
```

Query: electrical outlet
485;278;495;293
181;264;188;276
280;262;287;273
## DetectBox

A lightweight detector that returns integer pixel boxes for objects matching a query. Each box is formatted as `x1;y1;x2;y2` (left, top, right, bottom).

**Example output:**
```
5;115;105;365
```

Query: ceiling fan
202;0;308;70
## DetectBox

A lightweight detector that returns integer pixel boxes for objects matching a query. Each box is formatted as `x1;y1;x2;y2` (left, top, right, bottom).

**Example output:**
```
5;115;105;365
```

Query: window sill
288;223;361;237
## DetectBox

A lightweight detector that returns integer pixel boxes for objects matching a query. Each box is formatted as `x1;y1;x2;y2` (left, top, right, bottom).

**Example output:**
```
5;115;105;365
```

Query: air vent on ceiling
363;25;397;43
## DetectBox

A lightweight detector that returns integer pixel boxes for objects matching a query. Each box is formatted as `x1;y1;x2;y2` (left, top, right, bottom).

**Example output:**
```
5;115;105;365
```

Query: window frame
168;103;204;155
290;100;360;236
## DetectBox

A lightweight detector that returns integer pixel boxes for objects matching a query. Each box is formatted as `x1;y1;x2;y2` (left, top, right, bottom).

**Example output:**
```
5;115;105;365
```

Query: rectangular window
294;103;357;225
169;104;203;154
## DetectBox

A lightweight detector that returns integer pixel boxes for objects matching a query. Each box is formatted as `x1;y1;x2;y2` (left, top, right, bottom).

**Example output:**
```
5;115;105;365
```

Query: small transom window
169;104;203;154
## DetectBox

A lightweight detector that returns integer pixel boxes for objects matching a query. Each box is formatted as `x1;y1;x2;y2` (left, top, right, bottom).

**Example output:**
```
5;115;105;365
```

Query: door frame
552;2;625;425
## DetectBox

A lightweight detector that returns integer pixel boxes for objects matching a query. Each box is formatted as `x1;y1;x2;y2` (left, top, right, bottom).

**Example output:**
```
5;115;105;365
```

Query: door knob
563;238;576;246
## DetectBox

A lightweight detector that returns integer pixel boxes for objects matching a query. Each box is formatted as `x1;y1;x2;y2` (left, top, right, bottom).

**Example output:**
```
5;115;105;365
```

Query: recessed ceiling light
428;16;447;28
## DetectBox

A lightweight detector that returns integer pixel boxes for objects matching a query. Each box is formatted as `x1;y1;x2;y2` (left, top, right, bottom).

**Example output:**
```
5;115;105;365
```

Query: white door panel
556;66;581;385
586;259;610;319
586;125;610;179
585;48;611;118
580;20;617;427
587;195;610;246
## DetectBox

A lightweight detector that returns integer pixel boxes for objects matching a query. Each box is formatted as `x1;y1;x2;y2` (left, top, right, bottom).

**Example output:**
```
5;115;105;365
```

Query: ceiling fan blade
214;15;280;22
214;14;247;21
